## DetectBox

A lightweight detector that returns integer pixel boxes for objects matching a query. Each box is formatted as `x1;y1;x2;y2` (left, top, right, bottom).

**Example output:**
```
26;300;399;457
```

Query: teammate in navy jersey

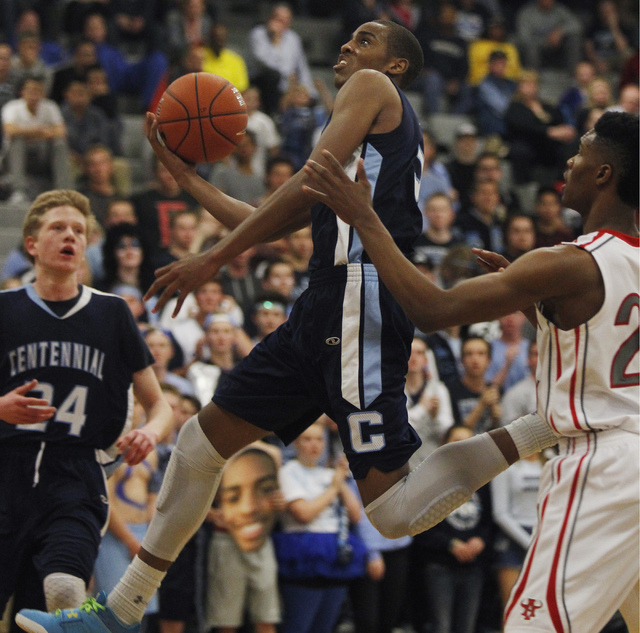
301;111;639;632
0;190;172;625
13;21;551;633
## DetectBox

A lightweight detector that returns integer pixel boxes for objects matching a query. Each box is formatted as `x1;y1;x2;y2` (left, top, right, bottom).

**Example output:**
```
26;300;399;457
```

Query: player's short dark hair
374;20;424;89
593;111;639;208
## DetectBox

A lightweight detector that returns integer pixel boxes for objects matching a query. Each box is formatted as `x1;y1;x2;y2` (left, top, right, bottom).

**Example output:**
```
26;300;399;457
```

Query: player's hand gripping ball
156;72;248;164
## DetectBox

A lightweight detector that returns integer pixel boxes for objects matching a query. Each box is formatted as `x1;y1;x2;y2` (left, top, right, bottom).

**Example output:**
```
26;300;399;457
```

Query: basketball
155;73;248;164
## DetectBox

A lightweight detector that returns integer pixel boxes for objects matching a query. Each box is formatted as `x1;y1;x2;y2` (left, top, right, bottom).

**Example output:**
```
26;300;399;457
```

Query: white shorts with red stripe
503;428;639;633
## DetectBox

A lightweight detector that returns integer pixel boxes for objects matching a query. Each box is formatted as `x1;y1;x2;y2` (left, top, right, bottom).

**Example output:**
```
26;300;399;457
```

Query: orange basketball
155;73;248;164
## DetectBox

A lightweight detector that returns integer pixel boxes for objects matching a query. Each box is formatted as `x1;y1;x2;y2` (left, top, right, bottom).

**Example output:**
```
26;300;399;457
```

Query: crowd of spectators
0;1;637;632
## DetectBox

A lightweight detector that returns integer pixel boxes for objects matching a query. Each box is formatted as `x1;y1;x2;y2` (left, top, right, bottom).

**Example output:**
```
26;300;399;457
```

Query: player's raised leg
362;413;558;537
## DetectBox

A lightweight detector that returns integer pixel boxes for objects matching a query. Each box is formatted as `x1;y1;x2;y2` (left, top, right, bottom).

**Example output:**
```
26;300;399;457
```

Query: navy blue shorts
0;443;108;611
213;264;421;479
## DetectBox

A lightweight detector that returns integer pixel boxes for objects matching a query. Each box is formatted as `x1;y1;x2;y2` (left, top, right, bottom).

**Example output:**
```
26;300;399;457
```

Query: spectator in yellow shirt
202;22;249;93
467;17;521;86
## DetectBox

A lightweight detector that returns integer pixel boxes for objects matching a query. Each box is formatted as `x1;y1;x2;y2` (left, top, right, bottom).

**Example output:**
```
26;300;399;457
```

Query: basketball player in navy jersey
15;22;556;633
0;190;172;625
300;111;639;633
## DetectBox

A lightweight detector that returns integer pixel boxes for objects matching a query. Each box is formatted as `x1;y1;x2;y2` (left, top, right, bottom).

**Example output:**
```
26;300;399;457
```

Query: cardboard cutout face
215;450;280;552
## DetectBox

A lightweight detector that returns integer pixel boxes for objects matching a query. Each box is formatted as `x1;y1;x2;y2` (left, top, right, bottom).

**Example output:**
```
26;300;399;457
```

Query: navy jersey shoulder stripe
309;84;424;272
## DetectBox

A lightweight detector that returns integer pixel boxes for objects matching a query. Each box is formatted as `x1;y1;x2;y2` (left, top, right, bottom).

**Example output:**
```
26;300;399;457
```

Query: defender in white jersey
502;228;639;632
301;110;639;632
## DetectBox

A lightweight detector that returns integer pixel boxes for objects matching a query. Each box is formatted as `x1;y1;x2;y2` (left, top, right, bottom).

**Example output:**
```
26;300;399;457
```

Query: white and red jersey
535;230;639;437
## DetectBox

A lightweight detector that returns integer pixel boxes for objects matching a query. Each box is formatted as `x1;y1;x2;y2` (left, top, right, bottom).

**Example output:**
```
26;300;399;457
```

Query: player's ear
387;57;409;79
24;236;37;259
596;162;613;186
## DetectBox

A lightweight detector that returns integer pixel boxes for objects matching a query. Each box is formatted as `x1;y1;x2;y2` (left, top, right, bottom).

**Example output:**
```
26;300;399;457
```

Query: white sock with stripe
106;557;164;625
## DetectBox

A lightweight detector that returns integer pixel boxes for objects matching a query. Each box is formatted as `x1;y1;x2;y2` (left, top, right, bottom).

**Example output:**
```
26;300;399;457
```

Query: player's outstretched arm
303;150;599;333
0;379;56;425
144;70;398;317
472;248;537;326
147;113;312;240
144;110;316;315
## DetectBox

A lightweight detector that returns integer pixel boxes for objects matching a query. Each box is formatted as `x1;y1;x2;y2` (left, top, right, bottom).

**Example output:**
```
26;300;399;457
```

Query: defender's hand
472;248;510;273
302;150;374;229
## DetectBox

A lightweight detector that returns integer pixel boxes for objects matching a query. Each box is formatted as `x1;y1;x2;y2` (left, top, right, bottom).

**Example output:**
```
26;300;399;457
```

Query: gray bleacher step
0;228;23;271
0;203;29;229
0;203;29;273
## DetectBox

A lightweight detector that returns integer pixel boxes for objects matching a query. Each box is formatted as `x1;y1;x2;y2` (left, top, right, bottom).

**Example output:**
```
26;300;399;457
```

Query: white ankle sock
107;557;165;625
43;573;86;610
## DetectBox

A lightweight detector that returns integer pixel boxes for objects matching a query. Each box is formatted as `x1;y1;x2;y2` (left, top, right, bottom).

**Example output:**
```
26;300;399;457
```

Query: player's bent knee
365;434;508;538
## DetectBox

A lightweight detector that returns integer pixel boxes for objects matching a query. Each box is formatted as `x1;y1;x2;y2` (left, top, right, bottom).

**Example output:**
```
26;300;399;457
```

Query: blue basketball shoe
15;593;140;633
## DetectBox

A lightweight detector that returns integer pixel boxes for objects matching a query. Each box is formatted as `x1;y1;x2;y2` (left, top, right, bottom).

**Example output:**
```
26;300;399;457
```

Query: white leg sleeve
142;415;227;562
365;433;509;538
43;573;86;610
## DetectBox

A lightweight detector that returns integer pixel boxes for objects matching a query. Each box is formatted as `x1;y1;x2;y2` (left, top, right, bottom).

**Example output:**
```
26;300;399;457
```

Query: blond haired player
0;190;171;619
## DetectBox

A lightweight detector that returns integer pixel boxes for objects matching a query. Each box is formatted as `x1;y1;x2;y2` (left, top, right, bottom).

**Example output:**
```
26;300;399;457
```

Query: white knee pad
43;573;86;610
142;416;227;562
365;433;509;538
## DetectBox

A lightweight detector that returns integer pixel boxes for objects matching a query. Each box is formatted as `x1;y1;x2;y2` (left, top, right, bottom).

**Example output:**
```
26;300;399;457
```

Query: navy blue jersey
0;285;153;450
308;85;424;272
215;84;425;479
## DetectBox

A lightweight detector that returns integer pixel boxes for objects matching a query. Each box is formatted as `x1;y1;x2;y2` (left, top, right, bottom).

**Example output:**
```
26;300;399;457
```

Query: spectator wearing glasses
95;222;155;295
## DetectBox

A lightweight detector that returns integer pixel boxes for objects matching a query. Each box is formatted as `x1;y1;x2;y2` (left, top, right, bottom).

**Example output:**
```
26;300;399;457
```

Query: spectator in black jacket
414;424;494;633
415;2;473;114
50;39;98;104
504;70;578;185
